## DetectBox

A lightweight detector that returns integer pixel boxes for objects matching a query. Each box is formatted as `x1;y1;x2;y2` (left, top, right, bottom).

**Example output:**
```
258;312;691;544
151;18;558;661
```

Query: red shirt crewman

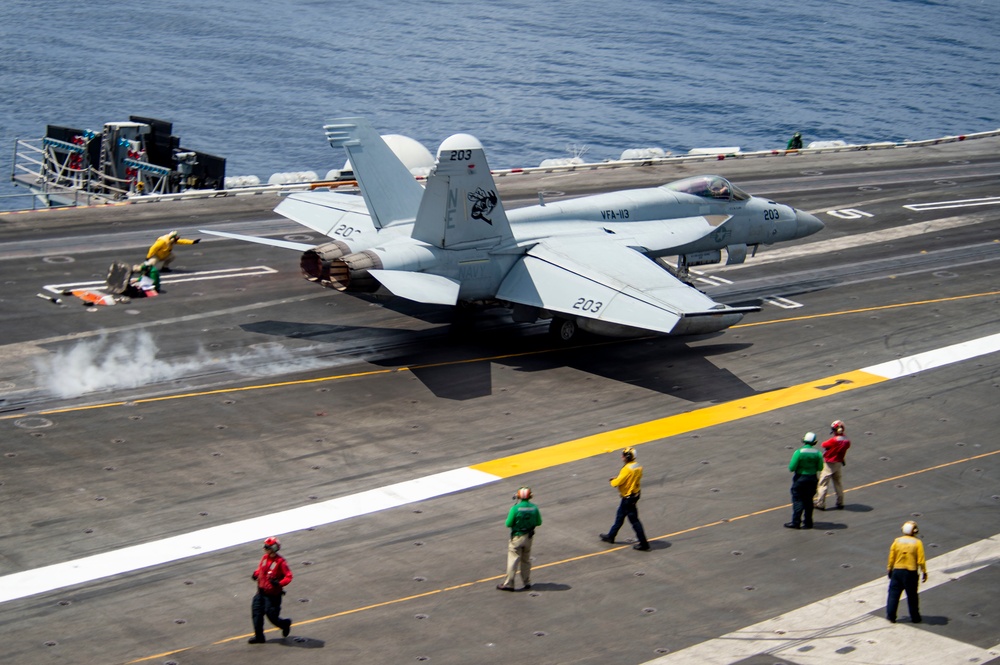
248;536;293;644
814;420;851;510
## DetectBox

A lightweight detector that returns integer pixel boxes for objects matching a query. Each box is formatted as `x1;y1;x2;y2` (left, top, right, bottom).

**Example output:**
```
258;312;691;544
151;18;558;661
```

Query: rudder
324;117;424;229
411;133;514;249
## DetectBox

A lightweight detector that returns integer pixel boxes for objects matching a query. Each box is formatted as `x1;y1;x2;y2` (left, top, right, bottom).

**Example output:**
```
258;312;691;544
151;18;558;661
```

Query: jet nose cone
795;210;824;238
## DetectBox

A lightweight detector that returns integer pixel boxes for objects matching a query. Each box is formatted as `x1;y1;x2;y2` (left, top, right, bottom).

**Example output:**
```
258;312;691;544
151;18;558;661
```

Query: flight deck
0;138;998;664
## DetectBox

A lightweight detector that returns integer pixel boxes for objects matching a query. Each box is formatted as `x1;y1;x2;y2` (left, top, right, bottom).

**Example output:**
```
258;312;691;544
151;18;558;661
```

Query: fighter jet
205;118;823;340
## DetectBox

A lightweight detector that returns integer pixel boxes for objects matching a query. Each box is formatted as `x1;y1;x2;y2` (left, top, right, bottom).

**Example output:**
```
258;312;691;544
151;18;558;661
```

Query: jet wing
496;238;757;335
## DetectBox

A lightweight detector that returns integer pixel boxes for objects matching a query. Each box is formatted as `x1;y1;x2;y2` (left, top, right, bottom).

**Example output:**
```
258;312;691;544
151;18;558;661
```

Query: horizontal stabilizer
368;269;461;306
199;229;314;252
275;191;377;237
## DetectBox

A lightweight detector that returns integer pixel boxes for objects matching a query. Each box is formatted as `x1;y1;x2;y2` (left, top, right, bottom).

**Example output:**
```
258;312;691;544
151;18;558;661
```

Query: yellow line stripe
1;342;611;420
471;369;886;477
732;289;1000;328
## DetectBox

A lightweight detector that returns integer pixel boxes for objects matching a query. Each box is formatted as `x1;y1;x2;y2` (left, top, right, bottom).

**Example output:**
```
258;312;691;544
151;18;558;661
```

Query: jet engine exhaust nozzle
300;241;351;288
327;250;383;293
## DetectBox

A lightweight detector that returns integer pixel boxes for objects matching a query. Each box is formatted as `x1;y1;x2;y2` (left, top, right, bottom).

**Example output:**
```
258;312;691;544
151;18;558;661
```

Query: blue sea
1;0;997;210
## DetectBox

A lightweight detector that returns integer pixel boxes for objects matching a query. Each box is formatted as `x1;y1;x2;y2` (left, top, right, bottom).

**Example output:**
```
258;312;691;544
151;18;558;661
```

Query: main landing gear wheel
549;317;578;342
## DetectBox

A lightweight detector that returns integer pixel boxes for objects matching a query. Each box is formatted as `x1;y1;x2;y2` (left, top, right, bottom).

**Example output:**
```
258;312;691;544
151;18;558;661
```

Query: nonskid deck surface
1;139;999;665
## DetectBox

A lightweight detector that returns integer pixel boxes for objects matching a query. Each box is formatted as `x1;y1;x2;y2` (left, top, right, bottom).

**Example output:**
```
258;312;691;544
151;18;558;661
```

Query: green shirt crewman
497;487;542;591
785;432;823;529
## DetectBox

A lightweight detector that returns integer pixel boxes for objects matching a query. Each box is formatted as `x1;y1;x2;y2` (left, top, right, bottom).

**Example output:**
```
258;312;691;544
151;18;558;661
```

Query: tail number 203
573;297;603;313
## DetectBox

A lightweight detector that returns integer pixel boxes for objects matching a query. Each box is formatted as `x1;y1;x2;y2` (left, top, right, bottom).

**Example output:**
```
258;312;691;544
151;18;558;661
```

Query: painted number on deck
573;298;603;313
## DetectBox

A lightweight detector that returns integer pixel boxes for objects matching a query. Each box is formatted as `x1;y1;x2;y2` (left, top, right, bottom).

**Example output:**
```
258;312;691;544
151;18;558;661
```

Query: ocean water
0;0;997;210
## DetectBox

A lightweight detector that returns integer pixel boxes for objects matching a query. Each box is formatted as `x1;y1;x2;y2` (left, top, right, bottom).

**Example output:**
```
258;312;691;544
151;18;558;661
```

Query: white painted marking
904;196;1000;211
2;332;1000;604
863;332;1000;379
826;208;875;219
689;269;733;287
763;296;804;309
43;266;278;294
645;534;1000;664
0;467;500;604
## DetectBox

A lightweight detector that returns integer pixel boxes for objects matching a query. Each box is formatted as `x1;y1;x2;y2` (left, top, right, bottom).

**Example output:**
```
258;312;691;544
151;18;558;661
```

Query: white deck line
0;467;500;604
644;534;1000;665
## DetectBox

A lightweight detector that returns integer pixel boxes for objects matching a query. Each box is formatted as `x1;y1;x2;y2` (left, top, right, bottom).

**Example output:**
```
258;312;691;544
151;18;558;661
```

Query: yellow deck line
471;369;886;477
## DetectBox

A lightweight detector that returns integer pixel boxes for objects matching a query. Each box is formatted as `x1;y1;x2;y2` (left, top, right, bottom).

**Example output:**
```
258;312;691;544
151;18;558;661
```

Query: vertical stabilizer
411;134;514;249
323;118;424;228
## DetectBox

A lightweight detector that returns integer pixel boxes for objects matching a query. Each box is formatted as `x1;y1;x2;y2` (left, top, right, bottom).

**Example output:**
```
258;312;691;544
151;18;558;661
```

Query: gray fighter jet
205;118;823;340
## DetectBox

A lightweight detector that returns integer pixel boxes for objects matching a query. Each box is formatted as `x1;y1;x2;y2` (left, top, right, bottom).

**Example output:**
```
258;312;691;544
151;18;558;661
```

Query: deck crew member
814;419;851;510
145;230;200;272
497;487;542;591
886;521;927;623
600;448;651;550
785;432;823;529
248;537;293;644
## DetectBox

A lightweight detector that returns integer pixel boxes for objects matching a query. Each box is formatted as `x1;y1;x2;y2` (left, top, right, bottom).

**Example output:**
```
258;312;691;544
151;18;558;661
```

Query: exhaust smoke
34;330;333;399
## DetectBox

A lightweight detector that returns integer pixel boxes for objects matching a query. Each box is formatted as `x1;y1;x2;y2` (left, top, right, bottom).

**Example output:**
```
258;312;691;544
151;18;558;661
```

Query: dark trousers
608;494;648;546
887;569;921;621
251;590;287;638
790;474;818;527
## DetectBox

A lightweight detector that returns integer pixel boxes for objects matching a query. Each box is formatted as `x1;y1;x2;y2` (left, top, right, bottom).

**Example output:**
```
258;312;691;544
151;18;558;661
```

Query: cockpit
663;176;750;201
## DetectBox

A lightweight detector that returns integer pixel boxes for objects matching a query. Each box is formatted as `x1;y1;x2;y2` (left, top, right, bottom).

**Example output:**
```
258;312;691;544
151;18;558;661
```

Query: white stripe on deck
645;534;1000;665
0;467;500;604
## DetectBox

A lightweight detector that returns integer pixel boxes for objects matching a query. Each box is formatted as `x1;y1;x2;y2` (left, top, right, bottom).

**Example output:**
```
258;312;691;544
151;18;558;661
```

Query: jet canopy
663;176;749;201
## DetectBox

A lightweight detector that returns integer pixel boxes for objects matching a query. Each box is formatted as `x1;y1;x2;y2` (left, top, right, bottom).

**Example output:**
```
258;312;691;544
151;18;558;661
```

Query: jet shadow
242;315;758;402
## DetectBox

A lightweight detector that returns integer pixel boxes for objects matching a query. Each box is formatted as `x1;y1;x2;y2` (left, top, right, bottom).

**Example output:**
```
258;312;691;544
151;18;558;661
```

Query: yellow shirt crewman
886;520;927;623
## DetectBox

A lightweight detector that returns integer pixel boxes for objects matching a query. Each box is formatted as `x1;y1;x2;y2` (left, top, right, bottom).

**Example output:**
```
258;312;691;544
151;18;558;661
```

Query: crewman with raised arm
145;230;200;272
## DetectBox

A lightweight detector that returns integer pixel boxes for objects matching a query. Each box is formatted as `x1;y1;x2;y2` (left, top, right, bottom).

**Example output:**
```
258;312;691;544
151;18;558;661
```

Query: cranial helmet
831;419;846;434
802;432;818;445
622;447;636;462
263;536;281;552
902;521;919;536
516;487;532;500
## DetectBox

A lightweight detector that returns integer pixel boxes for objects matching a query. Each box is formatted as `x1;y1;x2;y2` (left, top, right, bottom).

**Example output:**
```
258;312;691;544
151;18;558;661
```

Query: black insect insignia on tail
468;187;498;225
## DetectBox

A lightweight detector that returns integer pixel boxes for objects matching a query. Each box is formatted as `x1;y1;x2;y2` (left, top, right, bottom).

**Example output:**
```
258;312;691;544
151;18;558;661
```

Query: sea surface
0;0;997;210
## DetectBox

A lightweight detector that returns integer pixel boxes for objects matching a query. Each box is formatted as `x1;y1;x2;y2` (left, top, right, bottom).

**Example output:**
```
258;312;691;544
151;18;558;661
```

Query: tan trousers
814;461;845;508
502;533;533;587
144;254;173;270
